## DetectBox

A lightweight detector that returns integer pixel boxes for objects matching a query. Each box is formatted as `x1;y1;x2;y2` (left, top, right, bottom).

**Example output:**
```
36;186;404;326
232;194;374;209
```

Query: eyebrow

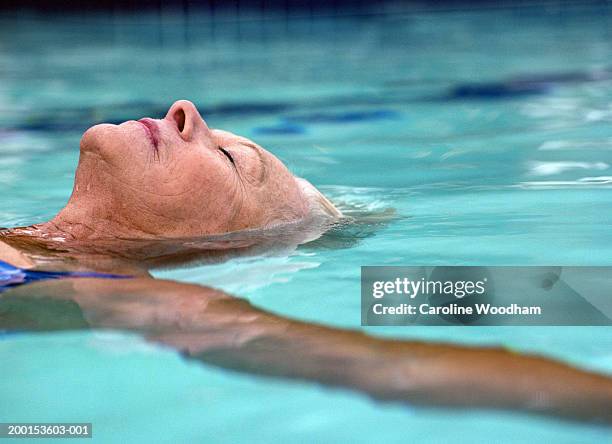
241;141;259;150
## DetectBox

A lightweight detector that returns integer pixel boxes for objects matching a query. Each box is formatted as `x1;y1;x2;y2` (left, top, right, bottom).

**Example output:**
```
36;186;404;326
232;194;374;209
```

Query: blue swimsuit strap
0;259;131;293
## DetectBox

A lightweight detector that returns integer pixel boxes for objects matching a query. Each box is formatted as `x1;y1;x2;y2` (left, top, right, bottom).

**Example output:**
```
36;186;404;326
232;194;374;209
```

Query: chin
80;123;142;163
80;123;116;155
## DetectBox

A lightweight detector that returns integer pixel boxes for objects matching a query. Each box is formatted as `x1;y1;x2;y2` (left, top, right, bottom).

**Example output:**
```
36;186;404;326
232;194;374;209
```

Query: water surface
1;4;612;442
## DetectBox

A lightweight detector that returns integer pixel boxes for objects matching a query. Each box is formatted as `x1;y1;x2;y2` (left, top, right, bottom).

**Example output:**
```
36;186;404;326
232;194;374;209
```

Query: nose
165;99;211;142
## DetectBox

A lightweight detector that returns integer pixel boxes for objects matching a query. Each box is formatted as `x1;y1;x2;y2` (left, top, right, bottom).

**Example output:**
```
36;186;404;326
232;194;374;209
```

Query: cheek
138;158;240;216
74;138;245;234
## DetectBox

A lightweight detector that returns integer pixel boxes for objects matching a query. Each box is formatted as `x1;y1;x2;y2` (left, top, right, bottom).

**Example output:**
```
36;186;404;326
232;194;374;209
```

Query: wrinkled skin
1;100;340;272
53;100;309;239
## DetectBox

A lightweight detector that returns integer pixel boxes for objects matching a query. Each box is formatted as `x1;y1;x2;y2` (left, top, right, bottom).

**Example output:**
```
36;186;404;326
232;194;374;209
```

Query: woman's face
63;100;308;237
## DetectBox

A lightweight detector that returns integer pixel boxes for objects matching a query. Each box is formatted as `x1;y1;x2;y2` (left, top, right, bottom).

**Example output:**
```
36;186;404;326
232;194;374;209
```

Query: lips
138;118;160;150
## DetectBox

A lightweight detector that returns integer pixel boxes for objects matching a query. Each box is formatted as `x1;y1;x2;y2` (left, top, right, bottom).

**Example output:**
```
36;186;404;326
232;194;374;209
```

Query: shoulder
0;239;34;269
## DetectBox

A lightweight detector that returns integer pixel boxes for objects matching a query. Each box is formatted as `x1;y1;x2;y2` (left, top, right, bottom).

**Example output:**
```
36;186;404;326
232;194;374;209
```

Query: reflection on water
518;176;612;188
527;161;608;176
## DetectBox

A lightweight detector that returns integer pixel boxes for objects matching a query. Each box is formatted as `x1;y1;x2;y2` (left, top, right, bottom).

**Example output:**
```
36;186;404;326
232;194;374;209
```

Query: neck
0;188;341;272
0;219;150;275
46;202;158;241
2;216;130;245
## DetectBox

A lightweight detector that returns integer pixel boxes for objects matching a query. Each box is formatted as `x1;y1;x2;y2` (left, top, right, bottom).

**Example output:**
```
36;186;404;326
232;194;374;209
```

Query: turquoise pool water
2;4;612;442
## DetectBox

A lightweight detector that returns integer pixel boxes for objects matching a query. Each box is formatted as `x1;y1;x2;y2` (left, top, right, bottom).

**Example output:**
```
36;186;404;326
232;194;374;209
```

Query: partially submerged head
51;100;337;240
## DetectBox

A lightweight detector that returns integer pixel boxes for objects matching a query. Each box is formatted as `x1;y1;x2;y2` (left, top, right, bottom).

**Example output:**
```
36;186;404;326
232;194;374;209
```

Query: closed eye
218;146;235;166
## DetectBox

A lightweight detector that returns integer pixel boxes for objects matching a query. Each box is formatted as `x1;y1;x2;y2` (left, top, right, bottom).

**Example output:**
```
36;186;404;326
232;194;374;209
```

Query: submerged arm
3;277;612;423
